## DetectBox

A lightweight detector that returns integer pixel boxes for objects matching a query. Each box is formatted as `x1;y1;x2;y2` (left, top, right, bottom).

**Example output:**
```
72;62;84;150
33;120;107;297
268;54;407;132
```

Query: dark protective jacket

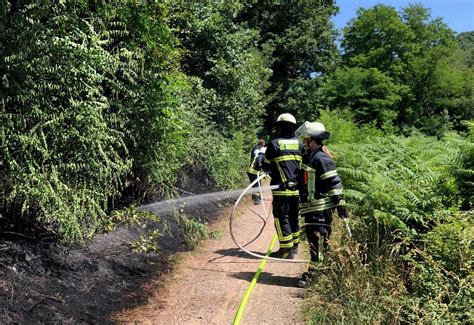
248;148;265;175
298;146;343;215
262;135;303;197
249;144;259;164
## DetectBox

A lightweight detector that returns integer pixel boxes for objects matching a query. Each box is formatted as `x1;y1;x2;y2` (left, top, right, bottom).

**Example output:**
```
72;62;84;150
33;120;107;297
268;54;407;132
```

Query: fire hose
229;172;352;263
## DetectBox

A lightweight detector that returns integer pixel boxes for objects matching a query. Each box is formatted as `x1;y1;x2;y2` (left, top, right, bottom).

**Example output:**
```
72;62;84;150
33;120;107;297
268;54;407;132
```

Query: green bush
303;242;405;323
103;2;186;199
400;215;473;323
2;2;129;242
178;77;250;191
320;111;461;244
174;212;212;249
424;215;472;275
452;121;474;210
303;112;473;322
321;67;407;126
1;2;181;242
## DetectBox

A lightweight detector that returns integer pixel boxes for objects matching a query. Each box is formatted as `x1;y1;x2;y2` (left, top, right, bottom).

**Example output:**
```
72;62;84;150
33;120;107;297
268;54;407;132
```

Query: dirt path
113;192;307;324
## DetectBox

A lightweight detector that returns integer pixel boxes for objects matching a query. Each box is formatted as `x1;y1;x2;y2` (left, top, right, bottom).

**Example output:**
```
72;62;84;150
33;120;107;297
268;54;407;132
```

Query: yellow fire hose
232;234;277;325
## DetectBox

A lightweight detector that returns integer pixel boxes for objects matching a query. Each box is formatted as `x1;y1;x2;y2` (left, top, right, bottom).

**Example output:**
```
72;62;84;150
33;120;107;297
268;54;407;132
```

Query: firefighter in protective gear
262;113;303;259
295;121;347;287
247;139;266;204
249;139;265;164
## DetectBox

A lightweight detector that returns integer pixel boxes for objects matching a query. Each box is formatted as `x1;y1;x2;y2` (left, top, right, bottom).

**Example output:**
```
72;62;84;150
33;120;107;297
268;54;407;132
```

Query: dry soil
113;193;307;324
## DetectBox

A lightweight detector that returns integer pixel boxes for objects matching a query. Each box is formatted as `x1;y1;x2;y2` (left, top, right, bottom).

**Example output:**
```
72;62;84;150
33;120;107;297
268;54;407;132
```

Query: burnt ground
0;200;226;324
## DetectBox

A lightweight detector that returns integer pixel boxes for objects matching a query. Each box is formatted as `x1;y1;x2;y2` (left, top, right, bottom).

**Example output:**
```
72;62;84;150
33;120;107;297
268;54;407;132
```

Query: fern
1;2;182;243
323;114;469;252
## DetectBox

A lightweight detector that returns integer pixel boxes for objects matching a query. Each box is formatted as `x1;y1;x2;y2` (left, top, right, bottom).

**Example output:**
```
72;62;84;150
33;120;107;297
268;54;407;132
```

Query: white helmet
275;113;296;125
295;121;331;140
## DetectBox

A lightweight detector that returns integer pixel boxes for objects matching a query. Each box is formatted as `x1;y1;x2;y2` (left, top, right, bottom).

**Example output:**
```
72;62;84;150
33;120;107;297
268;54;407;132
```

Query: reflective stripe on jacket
263;136;303;196
298;147;343;214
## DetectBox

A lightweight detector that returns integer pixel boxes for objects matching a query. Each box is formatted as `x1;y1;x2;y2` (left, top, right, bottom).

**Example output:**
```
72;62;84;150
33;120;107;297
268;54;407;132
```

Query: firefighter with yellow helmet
294;121;347;287
262;113;303;259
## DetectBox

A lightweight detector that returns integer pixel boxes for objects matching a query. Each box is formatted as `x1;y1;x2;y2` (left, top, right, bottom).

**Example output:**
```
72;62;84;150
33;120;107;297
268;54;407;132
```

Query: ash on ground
0;200;226;323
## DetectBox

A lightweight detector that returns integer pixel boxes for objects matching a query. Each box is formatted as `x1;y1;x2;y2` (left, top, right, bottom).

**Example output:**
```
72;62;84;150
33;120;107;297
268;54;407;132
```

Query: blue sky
332;0;474;34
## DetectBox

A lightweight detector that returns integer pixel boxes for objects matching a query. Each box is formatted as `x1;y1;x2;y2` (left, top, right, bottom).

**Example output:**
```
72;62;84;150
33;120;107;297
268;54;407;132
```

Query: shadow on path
230;271;301;288
209;248;263;262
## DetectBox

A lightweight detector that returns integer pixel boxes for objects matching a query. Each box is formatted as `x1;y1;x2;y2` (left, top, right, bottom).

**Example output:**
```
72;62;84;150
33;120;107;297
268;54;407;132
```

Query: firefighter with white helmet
262;113;303;259
294;121;347;287
247;139;266;204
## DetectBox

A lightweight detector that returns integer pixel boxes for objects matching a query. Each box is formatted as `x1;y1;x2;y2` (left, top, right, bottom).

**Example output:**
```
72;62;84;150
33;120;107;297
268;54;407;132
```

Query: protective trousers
272;196;300;250
303;209;334;263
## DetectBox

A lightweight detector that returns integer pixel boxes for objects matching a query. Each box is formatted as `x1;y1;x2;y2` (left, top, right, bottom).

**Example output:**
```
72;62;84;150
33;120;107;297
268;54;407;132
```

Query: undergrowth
174;211;220;248
301;111;473;323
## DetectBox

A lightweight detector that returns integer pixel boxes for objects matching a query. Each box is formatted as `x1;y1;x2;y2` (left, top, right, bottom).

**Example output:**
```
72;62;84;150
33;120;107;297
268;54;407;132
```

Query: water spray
138;172;351;263
139;186;271;215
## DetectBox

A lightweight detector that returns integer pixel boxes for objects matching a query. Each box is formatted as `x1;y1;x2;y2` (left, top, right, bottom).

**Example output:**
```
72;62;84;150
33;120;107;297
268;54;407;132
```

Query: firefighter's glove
336;205;348;219
331;195;344;206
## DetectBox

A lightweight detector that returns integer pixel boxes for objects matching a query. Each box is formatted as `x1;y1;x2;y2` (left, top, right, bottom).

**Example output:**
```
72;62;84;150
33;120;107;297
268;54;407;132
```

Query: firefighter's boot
269;247;295;259
297;270;316;288
252;193;262;204
292;243;299;254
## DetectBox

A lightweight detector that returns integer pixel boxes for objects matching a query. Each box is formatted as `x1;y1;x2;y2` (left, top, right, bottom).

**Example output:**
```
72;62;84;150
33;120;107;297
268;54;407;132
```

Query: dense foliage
1;0;472;321
3;2;123;241
303;110;472;322
325;4;473;135
237;0;340;128
168;1;271;189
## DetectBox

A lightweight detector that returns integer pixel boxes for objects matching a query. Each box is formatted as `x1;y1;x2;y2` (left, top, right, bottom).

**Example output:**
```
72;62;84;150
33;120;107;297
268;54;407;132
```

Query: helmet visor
295;121;312;140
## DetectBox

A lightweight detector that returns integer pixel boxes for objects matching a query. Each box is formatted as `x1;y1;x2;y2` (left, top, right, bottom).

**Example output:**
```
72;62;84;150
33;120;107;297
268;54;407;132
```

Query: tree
340;4;466;136
342;5;413;77
1;1;182;241
169;1;271;138
237;0;340;130
321;67;407;126
456;31;474;68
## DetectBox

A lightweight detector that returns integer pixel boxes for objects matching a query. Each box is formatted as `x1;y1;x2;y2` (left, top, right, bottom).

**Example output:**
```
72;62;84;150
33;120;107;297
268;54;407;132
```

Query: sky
332;0;474;34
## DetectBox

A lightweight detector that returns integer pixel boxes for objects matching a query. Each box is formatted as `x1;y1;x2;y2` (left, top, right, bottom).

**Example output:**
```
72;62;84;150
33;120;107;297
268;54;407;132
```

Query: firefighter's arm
261;142;275;173
318;154;347;218
331;195;348;218
255;154;263;171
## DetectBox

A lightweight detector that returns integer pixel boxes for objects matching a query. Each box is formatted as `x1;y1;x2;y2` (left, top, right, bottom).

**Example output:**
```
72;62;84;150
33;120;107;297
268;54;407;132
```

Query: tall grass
302;110;473;322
